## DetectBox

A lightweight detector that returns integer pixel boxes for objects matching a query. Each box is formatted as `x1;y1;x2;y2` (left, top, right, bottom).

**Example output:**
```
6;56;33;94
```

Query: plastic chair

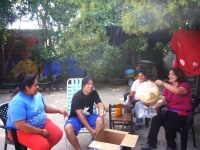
65;78;98;150
0;102;27;150
124;91;150;128
157;94;200;150
109;103;134;134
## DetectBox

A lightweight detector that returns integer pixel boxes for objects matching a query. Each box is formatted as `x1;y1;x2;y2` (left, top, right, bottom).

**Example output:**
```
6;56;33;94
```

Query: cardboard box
89;124;139;150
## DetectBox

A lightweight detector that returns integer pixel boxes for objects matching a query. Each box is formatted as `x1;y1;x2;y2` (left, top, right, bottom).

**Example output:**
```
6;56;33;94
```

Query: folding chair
65;78;98;150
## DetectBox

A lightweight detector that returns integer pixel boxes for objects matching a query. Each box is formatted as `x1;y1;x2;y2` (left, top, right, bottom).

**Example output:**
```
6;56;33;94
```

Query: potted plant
36;74;52;89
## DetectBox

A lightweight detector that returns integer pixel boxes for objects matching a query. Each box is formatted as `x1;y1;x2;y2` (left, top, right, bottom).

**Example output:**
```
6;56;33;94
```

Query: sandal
134;125;142;130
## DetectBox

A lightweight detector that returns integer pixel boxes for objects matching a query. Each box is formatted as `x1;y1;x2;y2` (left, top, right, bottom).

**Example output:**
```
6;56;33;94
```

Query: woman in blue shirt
6;73;68;150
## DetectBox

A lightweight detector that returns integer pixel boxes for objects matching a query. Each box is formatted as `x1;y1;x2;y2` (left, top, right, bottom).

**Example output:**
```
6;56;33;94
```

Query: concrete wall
163;50;176;71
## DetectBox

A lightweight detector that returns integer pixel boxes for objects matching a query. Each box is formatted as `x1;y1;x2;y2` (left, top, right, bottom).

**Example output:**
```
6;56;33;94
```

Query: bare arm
96;102;106;117
152;96;167;109
129;91;135;97
128;91;140;103
45;105;68;116
155;80;187;94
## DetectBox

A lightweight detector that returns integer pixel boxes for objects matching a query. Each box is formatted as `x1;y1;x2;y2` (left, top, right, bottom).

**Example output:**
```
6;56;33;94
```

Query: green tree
66;0;200;79
0;0;30;82
122;0;200;34
57;25;122;80
71;0;200;34
27;0;78;80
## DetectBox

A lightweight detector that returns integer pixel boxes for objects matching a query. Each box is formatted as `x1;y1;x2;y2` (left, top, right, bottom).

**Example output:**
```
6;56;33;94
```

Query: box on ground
89;124;138;150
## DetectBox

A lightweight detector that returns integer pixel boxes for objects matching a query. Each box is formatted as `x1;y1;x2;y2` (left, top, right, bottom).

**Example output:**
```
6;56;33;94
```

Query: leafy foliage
0;0;18;30
122;0;200;34
57;25;123;79
66;0;200;79
26;0;78;79
2;0;200;81
139;42;170;79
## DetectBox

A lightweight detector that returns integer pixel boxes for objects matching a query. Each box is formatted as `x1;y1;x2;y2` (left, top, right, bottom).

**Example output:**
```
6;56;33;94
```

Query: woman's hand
128;95;133;102
41;129;50;138
154;80;164;86
152;105;157;109
59;109;68;117
131;99;140;103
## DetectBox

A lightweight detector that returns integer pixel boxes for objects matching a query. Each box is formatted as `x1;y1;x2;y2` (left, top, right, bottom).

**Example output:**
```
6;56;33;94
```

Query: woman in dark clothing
141;67;191;150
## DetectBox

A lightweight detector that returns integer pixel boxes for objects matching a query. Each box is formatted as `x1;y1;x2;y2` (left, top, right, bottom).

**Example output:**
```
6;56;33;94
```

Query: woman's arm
152;96;167;109
14;120;50;137
155;80;187;94
45;105;68;116
128;91;137;103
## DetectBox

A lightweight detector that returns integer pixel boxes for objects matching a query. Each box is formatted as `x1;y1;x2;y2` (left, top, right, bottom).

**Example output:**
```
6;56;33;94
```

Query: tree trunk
47;62;51;80
1;44;6;81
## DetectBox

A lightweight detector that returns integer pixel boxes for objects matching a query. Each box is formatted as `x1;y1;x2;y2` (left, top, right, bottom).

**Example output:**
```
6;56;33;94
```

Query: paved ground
0;83;200;150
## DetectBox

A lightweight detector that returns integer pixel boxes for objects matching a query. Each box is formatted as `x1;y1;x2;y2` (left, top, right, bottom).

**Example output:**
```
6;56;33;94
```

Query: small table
109;104;134;133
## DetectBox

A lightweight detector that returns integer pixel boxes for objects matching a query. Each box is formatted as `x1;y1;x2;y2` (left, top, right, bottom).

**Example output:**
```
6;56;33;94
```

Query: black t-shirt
68;90;101;118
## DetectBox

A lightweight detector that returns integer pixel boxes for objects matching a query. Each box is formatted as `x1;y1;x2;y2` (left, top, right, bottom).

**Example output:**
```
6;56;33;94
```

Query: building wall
163;50;176;71
5;37;37;59
0;29;41;82
2;29;40;59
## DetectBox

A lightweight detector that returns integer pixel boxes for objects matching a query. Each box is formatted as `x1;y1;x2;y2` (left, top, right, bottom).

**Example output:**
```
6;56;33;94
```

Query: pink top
162;82;192;111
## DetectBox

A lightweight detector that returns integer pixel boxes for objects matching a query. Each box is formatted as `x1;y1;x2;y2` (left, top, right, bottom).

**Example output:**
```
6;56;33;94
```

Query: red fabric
8;118;63;150
170;29;200;76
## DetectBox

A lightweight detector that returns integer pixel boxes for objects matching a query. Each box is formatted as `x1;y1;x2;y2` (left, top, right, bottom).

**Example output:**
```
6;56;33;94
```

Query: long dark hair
170;67;188;83
82;76;95;89
12;73;36;97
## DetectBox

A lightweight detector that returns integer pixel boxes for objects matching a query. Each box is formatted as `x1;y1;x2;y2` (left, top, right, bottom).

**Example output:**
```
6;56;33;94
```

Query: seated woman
124;70;151;130
141;67;192;150
6;73;68;150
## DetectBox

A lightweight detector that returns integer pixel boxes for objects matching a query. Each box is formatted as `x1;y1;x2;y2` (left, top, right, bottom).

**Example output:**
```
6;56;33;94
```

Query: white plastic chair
65;78;97;150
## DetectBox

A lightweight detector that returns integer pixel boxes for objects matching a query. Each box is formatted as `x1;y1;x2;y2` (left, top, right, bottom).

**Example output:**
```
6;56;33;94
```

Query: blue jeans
124;100;143;125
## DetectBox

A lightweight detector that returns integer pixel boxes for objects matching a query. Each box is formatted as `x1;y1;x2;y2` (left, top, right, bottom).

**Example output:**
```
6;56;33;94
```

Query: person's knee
37;143;50;150
124;100;131;105
30;140;50;150
53;127;63;142
135;101;142;107
65;124;75;135
96;117;104;126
